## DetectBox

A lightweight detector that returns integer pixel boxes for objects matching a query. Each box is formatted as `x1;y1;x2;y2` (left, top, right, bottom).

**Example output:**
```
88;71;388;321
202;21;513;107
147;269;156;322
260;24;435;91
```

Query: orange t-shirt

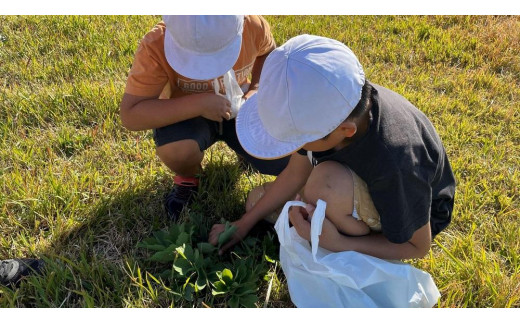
124;15;275;99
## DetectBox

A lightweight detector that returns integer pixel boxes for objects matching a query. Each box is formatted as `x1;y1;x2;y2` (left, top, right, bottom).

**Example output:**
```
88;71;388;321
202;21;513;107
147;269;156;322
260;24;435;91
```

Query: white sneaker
0;258;44;286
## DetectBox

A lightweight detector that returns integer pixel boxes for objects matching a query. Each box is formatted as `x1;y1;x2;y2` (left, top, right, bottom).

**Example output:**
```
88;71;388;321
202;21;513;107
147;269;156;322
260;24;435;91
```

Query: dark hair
319;81;372;141
346;81;372;121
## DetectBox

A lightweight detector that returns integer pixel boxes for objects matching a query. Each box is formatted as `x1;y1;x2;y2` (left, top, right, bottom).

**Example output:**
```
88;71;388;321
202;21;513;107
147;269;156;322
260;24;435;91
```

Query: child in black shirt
209;34;455;260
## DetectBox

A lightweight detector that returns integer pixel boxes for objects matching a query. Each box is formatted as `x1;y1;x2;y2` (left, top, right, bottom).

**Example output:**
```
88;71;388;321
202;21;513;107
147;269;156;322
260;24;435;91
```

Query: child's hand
208;218;253;255
289;205;312;241
197;93;232;122
290;203;343;251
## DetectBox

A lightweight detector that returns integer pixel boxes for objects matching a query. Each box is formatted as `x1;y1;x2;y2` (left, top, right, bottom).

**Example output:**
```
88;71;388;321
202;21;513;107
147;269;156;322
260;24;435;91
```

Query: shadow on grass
0;158;278;307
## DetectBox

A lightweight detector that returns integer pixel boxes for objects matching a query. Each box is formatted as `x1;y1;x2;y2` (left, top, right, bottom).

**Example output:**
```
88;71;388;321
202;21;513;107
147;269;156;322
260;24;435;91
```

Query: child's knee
303;161;353;205
303;161;369;235
156;140;203;168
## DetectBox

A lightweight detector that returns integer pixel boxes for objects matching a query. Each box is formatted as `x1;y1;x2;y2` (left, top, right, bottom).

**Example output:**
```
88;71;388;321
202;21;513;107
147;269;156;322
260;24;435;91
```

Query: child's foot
0;258;45;286
164;175;199;221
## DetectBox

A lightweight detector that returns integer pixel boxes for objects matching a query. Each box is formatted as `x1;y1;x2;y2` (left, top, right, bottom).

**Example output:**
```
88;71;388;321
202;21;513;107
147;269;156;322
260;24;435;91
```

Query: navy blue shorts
153;117;289;176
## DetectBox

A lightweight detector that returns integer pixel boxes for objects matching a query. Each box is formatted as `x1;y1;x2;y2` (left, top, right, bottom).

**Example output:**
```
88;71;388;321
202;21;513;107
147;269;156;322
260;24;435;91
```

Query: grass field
0;15;519;308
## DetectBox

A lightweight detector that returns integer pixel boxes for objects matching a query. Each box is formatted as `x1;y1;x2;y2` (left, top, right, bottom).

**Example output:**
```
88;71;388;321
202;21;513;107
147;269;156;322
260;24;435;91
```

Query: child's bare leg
156;139;203;176
246;182;283;224
303;161;370;236
246;183;271;212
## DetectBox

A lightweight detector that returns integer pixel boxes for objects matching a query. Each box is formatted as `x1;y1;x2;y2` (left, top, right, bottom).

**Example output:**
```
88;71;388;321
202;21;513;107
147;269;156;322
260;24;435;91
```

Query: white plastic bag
274;199;441;308
213;69;245;119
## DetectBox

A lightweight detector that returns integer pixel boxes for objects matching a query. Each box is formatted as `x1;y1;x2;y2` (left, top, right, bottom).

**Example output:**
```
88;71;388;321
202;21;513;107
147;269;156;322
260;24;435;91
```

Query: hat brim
236;93;305;160
164;29;242;81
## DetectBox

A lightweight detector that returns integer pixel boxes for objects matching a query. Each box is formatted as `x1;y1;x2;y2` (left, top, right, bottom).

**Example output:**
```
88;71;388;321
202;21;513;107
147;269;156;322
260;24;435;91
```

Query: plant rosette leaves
197;242;217;254
173;257;193;276
148;245;177;263
219;268;234;285
210;266;259;307
183;282;195;302
217;221;237;248
137;219;273;307
230;293;258;308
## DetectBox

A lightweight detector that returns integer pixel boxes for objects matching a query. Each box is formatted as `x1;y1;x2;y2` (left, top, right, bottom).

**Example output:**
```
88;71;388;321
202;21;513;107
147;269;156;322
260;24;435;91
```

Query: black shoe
164;176;199;221
0;258;45;286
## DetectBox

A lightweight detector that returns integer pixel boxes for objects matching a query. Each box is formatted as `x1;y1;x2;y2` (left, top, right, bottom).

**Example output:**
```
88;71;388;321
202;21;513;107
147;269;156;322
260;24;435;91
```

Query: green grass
1;15;519;308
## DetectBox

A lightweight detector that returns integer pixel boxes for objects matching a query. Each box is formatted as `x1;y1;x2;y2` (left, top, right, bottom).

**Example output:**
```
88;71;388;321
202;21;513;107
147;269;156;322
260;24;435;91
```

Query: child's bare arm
119;92;231;131
291;207;432;260
209;152;313;253
334;215;370;236
303;203;369;237
330;222;432;260
243;52;270;100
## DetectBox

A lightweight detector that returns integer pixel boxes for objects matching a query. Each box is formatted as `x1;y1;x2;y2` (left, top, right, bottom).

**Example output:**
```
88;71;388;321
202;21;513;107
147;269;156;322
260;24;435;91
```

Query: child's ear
339;121;357;138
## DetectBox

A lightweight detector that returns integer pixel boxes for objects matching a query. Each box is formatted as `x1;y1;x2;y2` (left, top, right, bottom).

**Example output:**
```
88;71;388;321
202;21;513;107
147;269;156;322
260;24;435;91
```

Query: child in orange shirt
120;16;289;220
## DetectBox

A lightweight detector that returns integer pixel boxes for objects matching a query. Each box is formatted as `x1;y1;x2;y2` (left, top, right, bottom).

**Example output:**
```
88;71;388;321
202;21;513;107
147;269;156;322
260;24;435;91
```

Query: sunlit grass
1;15;519;307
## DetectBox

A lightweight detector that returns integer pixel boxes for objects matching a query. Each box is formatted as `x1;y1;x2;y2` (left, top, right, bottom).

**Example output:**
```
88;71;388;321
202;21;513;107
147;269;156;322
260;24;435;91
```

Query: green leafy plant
137;218;274;307
211;257;264;308
217;221;237;248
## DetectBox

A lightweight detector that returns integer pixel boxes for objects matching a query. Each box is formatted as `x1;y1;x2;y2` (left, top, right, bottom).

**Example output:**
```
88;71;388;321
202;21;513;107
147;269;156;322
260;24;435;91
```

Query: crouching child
209;34;455;261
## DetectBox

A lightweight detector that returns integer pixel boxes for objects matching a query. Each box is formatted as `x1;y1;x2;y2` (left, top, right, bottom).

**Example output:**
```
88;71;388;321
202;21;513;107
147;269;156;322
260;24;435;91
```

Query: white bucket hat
163;15;244;80
236;34;365;159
